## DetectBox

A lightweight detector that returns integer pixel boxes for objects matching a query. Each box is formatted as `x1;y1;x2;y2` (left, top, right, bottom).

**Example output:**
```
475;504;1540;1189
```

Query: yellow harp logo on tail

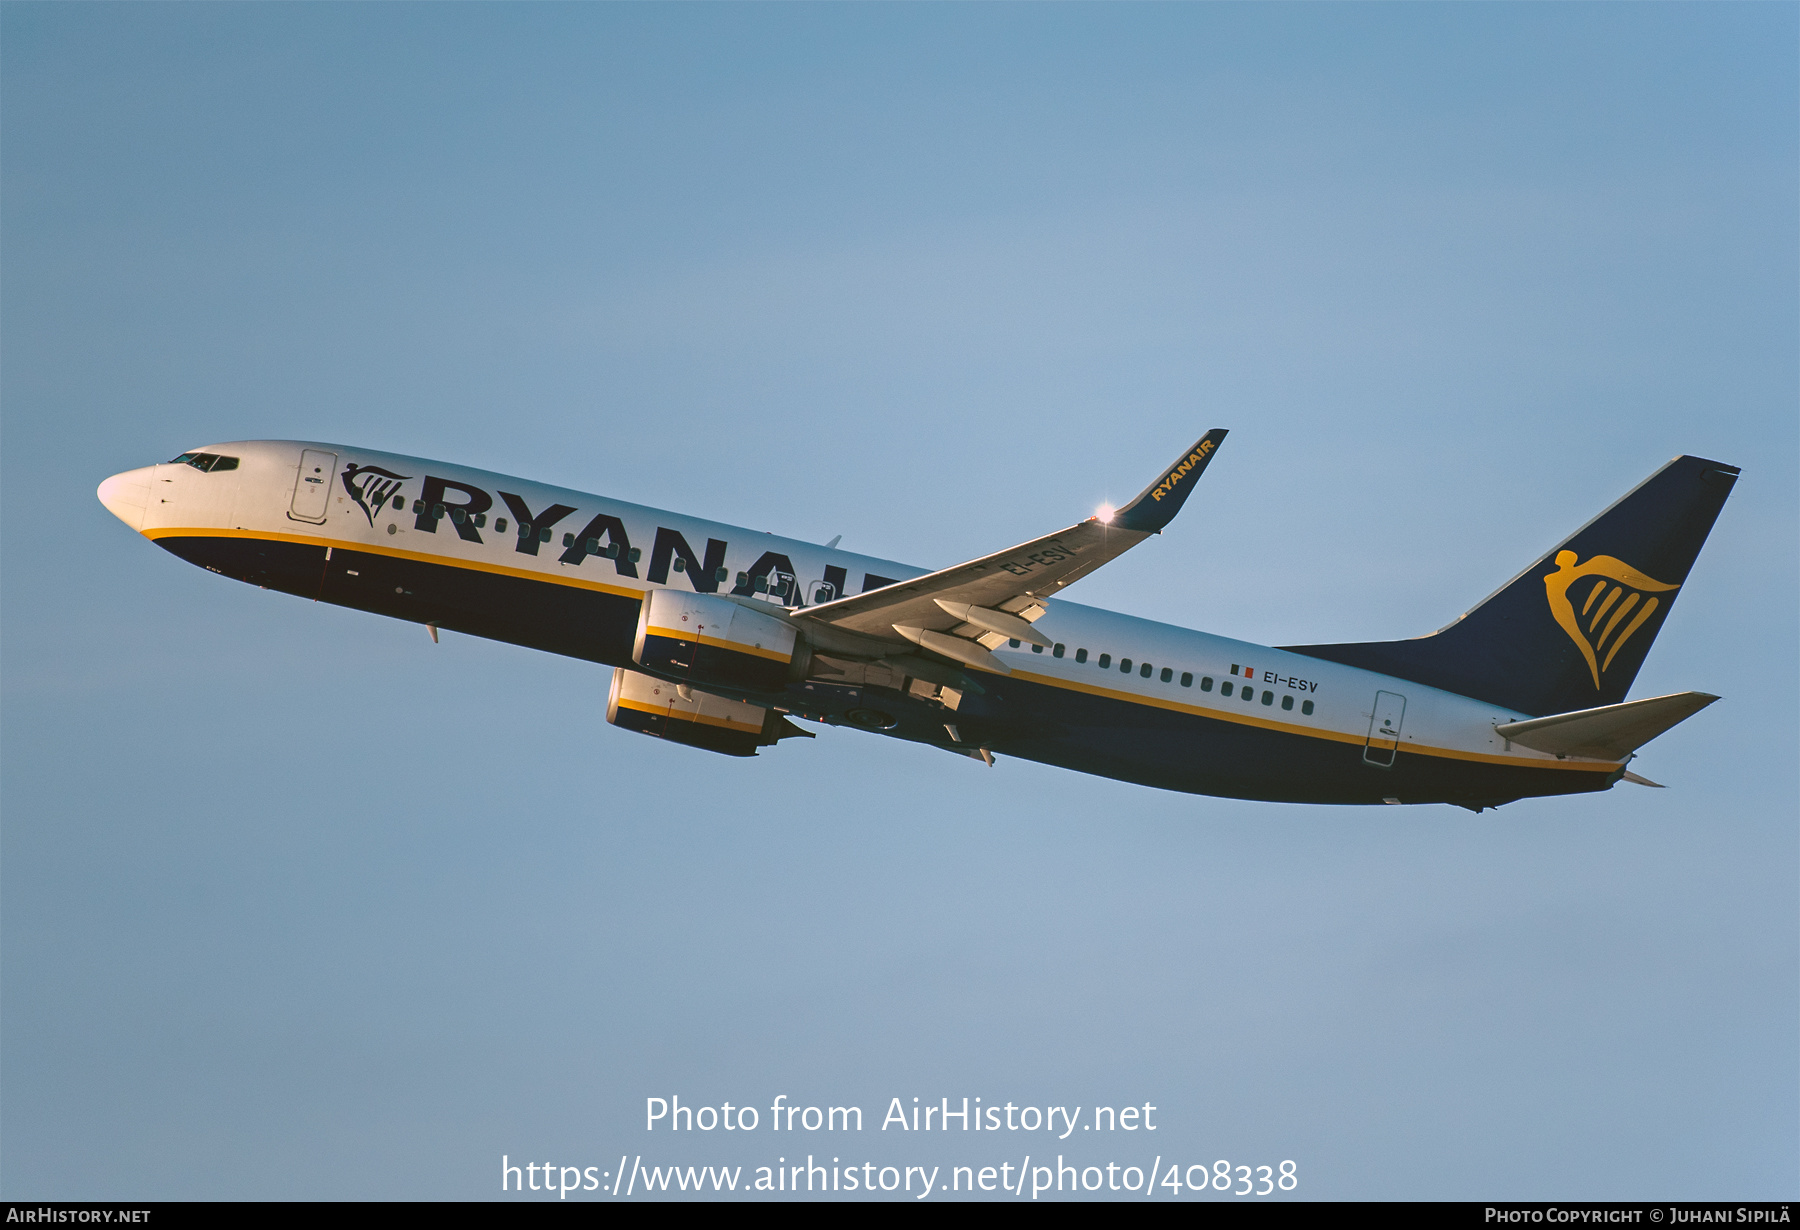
1544;551;1679;689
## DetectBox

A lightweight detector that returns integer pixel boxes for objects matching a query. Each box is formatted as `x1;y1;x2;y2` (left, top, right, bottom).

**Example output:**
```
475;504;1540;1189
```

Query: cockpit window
167;452;240;473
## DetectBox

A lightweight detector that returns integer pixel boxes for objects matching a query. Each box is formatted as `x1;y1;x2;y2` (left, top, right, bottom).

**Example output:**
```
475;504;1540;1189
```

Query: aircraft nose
97;465;155;531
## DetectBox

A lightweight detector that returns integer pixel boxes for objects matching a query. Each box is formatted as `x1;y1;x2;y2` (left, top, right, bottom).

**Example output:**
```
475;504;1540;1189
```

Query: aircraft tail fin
1282;455;1739;715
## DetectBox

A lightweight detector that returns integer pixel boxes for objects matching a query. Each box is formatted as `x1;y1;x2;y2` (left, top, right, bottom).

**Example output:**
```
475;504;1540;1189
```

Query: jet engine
632;589;810;692
606;667;812;757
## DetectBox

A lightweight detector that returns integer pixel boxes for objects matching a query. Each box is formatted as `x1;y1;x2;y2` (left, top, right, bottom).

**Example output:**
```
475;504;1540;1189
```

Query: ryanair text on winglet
1149;439;1215;502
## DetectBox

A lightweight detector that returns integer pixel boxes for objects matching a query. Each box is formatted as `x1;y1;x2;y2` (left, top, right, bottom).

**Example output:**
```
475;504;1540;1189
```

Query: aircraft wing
794;430;1226;673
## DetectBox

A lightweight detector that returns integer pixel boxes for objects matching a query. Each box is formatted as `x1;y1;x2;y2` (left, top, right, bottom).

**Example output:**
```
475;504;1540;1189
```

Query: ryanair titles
1148;437;1216;503
341;463;879;604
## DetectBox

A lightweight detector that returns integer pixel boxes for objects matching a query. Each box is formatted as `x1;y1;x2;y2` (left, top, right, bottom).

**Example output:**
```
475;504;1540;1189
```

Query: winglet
1111;429;1228;532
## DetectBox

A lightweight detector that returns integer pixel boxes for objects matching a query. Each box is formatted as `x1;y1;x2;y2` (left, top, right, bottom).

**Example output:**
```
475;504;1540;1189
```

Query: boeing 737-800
96;433;1736;809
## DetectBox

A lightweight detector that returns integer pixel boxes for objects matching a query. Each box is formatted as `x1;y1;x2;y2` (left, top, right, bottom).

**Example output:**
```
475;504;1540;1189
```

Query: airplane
95;432;1737;810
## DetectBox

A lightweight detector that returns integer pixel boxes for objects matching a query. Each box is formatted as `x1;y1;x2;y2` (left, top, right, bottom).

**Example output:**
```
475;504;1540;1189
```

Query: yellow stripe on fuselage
999;667;1619;773
143;526;644;600
148;527;1615;773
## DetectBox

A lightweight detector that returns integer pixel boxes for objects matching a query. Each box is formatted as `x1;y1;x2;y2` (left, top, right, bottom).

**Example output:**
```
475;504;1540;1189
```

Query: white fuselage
99;439;1623;803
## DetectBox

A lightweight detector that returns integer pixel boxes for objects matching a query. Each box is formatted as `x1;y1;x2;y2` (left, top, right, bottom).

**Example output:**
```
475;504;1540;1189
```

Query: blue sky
4;3;1794;1199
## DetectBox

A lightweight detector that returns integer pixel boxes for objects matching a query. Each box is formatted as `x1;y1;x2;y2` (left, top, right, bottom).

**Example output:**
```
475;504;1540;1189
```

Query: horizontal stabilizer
1494;691;1719;761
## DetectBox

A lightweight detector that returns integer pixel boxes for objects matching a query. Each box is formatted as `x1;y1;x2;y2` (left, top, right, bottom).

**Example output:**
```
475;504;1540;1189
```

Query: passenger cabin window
1031;643;1043;653
1075;648;1088;663
1053;644;1065;658
1200;676;1213;691
1098;654;1111;669
1301;700;1315;715
1221;682;1233;697
1120;658;1132;673
1281;695;1294;710
1140;662;1152;678
1009;639;1020;649
1258;690;1271;705
396;496;407;510
1180;672;1192;687
1160;667;1173;683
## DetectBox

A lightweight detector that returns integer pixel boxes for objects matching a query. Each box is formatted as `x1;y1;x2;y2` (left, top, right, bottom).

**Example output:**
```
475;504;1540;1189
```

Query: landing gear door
289;449;337;524
1363;690;1406;768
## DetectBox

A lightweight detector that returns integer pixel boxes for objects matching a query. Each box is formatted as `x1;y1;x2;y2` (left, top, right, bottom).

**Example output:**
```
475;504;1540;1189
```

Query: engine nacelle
607;667;809;757
633;589;807;693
